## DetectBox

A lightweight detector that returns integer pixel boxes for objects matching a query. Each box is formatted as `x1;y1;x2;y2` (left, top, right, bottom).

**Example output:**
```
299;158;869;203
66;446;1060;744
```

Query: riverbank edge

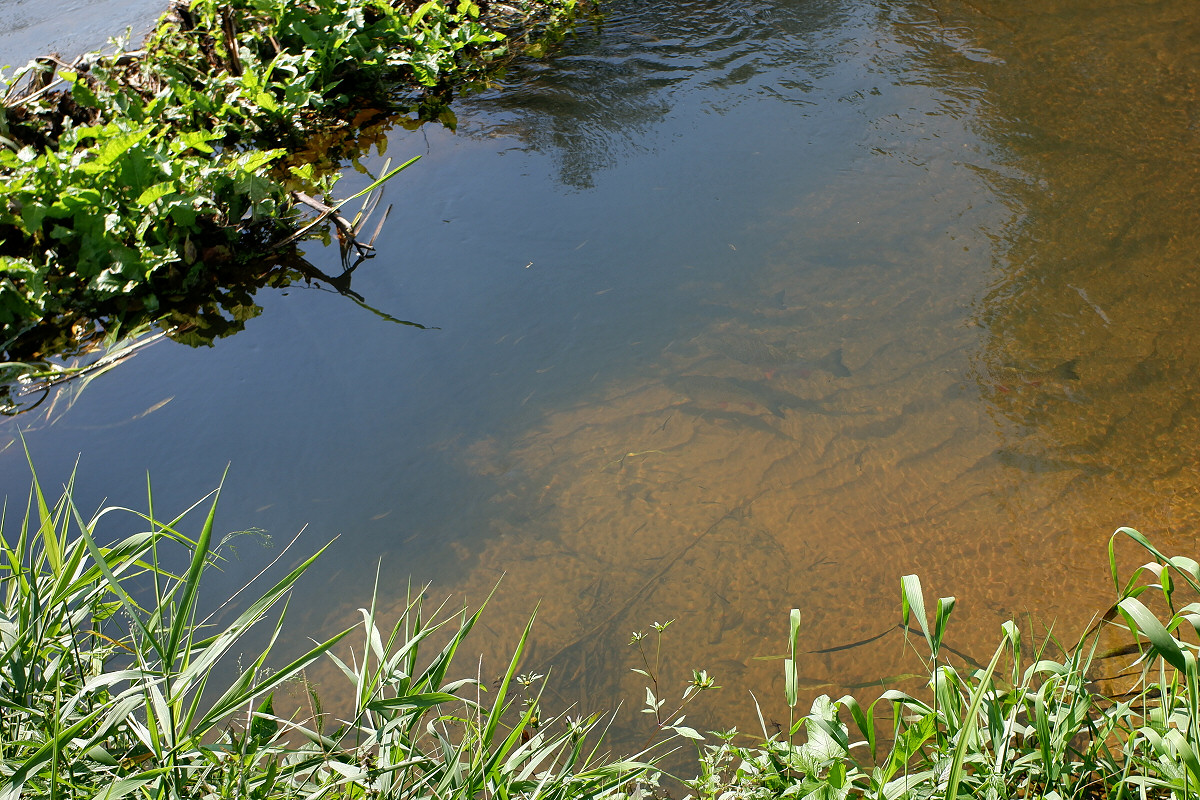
0;0;591;374
2;462;1196;798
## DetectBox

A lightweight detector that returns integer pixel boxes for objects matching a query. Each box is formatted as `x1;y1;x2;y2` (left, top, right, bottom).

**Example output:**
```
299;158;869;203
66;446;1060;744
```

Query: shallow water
3;0;1200;753
0;0;164;70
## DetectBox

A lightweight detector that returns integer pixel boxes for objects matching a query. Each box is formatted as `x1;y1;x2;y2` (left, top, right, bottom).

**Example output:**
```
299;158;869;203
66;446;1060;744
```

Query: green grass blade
0;705;104;797
164;466;227;671
69;501;169;666
785;608;801;710
481;613;536;753
901;574;933;654
944;630;1008;800
1118;597;1186;672
189;624;354;740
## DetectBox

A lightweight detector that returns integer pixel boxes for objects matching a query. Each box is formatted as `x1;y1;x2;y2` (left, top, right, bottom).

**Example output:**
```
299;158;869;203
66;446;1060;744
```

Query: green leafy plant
0;0;589;376
630;619;719;746
688;530;1200;800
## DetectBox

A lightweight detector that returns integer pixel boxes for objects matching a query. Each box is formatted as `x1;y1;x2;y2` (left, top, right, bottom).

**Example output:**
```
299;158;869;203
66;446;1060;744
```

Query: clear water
0;0;164;70
3;0;1200;750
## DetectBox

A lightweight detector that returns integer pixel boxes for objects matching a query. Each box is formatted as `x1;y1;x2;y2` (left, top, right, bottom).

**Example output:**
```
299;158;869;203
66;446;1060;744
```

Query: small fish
1032;357;1080;383
707;334;791;366
673;403;796;440
707;334;851;378
665;375;842;418
977;447;1111;477
847;413;906;440
994;358;1080;391
708;658;748;678
846;397;940;440
764;348;851;380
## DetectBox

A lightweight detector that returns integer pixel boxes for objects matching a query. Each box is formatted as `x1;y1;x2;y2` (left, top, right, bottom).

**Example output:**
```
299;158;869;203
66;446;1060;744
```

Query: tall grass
0;461;653;799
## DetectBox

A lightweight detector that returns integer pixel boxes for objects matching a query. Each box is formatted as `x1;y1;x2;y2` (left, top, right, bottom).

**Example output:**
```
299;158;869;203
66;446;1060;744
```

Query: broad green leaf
901;574;932;653
82;126;155;173
1118;596;1187;672
135;182;176;206
672;725;705;740
179;129;219;154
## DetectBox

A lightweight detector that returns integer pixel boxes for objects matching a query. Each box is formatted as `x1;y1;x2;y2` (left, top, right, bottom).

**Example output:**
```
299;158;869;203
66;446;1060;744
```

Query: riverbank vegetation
5;462;1200;799
0;462;652;799
0;0;586;409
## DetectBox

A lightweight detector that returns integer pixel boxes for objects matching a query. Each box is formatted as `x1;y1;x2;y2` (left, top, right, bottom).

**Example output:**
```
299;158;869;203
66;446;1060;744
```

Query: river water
2;0;1199;753
0;0;164;71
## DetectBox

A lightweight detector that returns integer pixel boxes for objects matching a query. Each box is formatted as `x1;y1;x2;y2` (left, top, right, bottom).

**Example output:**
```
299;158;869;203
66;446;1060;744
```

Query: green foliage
0;459;654;799
630;619;719;744
0;115;288;330
19;451;1200;799
690;531;1200;800
141;0;509;137
0;0;586;357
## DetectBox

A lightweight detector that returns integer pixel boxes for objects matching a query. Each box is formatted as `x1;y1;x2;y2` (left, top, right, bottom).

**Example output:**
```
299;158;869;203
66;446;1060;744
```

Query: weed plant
689;531;1200;800
0;461;652;799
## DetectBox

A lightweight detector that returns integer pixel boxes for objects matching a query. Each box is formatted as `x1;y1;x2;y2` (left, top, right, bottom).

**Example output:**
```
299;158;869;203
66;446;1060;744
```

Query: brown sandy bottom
291;0;1200;755
294;197;1200;765
293;239;1200;755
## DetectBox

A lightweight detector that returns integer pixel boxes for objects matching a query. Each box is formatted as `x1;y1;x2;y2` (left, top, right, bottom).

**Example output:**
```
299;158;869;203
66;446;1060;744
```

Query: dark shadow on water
1;248;432;418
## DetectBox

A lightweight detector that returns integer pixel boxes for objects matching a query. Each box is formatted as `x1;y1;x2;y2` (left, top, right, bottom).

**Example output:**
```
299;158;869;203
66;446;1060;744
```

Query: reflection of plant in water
0;157;433;417
460;0;841;190
0;324;169;418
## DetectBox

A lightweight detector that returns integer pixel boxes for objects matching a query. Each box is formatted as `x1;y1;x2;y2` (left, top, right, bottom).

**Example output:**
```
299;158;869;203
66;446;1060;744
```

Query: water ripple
462;0;870;185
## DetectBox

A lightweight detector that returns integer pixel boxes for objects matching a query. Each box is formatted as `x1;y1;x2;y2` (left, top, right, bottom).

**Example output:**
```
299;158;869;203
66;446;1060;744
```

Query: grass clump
10;456;1200;800
0;461;652;799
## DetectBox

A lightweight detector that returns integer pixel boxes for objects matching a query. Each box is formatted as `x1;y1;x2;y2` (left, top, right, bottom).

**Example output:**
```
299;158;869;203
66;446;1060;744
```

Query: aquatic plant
0;459;653;799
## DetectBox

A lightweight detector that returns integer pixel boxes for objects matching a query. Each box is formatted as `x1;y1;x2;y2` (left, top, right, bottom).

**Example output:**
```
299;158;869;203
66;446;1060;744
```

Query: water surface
3;0;1199;752
0;0;163;69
